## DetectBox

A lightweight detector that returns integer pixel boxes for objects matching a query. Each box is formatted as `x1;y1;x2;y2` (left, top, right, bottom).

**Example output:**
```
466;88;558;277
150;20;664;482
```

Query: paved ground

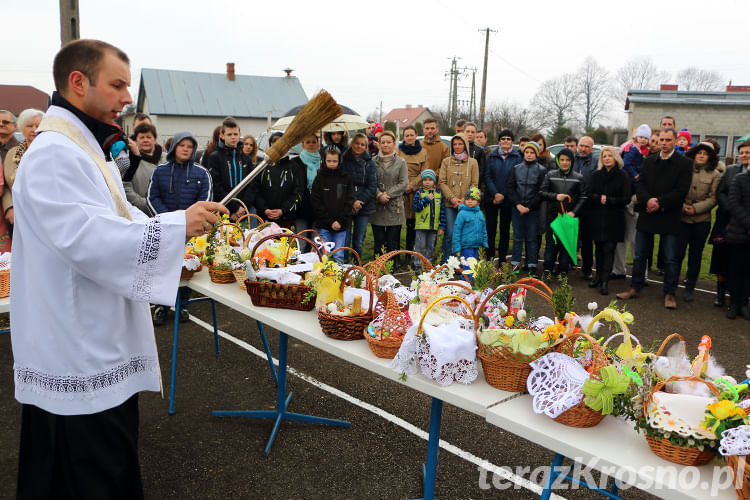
0;271;748;499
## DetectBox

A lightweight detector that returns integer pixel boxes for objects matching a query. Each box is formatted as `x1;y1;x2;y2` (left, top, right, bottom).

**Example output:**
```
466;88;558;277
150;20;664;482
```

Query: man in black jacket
207;117;253;219
573;136;597;279
617;129;693;309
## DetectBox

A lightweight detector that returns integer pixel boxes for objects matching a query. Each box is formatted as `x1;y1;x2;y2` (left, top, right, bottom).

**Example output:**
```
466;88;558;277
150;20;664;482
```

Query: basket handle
249;233;320;270
329;246;361;267
643;375;721;418
368;250;434;277
555;330;608;376
514;276;553;296
229;197;249;215
473;283;553;330
417;295;476;336
340;265;375;312
213;222;242;246
655;333;687;357
236;212;265;228
588;309;633;347
296;229;329;254
436;281;474;295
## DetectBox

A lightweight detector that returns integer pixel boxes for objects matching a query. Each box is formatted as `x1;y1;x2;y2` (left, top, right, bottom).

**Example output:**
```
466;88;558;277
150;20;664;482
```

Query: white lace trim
645;391;717;440
131;216;162;301
390;318;478;386
15;355;159;398
719;425;750;456
527;353;590;418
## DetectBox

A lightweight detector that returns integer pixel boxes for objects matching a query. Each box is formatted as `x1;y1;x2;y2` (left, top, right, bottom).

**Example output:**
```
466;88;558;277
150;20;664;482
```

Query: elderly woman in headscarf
1;108;44;250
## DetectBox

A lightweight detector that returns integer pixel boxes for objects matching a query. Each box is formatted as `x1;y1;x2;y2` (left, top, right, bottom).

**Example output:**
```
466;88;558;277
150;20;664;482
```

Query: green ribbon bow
582;366;631;415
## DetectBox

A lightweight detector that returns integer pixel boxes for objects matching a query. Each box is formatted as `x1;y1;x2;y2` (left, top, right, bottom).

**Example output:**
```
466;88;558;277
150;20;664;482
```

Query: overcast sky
6;0;750;128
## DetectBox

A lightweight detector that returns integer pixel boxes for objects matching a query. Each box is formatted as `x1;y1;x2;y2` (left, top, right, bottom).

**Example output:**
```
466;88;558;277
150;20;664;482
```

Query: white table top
186;269;518;417
485;395;736;500
0;296;8;314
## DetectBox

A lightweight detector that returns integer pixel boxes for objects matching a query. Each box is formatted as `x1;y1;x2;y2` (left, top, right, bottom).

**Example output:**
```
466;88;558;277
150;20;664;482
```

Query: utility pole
470;68;477;122
379;101;383;123
478;28;496;129
59;0;80;46
445;57;461;128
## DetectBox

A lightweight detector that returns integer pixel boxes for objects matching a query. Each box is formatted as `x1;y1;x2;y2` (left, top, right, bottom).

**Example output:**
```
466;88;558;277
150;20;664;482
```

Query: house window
690;134;700;145
705;135;727;157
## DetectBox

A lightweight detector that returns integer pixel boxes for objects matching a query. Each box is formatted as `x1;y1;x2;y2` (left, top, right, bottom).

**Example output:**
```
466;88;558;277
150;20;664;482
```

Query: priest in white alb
11;39;227;499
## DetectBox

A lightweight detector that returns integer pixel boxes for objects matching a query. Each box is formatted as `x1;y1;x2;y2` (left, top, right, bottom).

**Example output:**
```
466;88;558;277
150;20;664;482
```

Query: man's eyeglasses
500;137;512;141
0;120;15;126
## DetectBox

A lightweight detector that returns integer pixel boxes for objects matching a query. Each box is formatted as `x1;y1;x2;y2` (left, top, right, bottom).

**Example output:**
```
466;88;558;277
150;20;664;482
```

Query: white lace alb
131;215;162;301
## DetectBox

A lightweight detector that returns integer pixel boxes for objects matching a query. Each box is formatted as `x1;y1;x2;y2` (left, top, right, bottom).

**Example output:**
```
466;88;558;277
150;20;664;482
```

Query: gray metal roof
625;89;750;109
137;68;308;118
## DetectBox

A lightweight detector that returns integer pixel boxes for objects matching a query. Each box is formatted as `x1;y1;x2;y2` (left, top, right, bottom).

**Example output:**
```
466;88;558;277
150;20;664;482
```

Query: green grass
359;216;717;281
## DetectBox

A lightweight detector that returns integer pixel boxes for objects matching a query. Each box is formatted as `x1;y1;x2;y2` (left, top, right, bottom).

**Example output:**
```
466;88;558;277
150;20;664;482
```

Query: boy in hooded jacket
252;132;304;228
310;148;354;263
506;141;547;277
412;169;446;269
452;188;488;275
147;131;213;325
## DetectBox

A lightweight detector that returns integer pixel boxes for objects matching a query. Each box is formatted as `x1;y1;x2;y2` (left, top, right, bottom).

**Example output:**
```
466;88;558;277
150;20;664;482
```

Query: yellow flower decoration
706;400;746;421
505;316;515;327
192;235;208;254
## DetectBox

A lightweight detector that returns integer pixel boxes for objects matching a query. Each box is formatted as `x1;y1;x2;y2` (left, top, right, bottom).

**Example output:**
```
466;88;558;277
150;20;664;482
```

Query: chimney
226;62;235;81
405;104;412;108
283;67;294;77
660;84;678;91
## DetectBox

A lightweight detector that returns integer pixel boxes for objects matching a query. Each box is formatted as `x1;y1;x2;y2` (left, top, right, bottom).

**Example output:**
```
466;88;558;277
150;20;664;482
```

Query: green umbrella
549;198;579;265
738;132;750;143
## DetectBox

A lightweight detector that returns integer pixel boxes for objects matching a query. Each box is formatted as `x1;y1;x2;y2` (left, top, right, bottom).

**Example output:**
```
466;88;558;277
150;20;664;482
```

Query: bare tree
484;101;538;139
675;67;724;91
530;73;579;133
612;56;669;100
575;57;611;130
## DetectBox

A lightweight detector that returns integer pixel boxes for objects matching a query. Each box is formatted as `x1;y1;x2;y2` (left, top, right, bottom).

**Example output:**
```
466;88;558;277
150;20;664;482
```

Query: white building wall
149;116;271;148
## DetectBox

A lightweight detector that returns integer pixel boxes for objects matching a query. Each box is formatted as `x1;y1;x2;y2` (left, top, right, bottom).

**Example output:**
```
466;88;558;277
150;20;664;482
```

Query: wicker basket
727;455;750;500
553;332;609;428
365;289;409;358
364;250;434;277
0;268;9;298
474;282;557;392
245;233;320;311
209;266;236;283
318;265;374;341
642;375;720;466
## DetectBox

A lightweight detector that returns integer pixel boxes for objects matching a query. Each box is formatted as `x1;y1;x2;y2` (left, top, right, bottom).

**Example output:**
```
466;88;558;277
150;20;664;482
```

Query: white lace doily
390;318;477;386
719;425;750;456
527;353;590;418
645;391;717;440
0;252;10;270
392;286;416;309
182;255;200;271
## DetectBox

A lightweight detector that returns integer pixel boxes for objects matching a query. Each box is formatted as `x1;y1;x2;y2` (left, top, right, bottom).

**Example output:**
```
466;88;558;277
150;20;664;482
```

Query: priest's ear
67;70;89;99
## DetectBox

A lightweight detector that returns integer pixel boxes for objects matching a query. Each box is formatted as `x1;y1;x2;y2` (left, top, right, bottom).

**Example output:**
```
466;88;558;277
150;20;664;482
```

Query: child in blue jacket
452;187;488;277
147;131;213;326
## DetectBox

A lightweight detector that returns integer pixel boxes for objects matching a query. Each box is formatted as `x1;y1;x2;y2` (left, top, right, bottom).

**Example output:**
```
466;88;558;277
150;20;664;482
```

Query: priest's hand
185;202;228;237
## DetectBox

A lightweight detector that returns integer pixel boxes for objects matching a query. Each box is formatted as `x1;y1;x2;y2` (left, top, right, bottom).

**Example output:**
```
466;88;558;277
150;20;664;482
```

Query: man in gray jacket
124;122;165;215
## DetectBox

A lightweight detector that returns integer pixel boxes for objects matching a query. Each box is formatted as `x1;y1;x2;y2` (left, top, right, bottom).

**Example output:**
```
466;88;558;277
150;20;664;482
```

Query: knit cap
635;124;651;138
677;129;692;144
421;169;437;181
465;187;481;200
523;141;540;156
498;128;514;140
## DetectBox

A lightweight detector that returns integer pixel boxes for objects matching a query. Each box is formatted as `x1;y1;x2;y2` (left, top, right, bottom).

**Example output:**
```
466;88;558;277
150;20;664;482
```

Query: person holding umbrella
340;133;377;261
539;148;586;281
588;147;632;295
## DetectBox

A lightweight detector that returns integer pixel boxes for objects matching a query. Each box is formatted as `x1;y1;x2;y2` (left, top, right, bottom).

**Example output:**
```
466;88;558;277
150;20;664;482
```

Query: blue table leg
541;453;625;500
168;292;183;416
0;328;9;334
169;295;221;415
213;331;350;456
410;397;443;500
256;321;278;386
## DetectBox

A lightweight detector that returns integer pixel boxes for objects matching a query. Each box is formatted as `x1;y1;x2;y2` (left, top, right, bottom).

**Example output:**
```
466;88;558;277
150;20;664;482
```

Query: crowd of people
2;107;749;321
